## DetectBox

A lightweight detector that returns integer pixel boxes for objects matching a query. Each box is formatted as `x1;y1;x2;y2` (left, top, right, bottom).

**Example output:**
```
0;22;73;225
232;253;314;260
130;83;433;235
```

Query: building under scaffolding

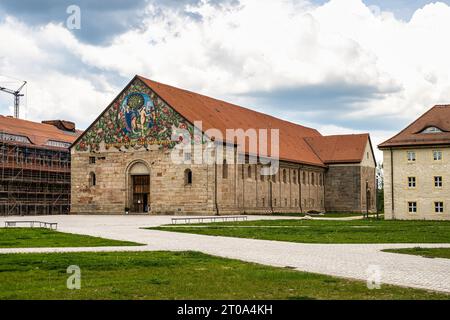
0;116;81;215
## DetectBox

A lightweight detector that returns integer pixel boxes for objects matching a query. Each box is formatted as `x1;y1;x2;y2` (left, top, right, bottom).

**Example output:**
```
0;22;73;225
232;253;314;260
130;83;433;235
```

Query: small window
284;198;288;207
274;198;277;206
421;126;443;133
435;202;444;213
272;174;276;183
293;172;297;184
434;176;443;188
407;151;416;162
311;173;315;185
89;172;96;187
222;160;228;179
247;166;252;179
408;177;416;188
184;153;192;162
184;169;192;185
89;156;96;164
302;172;306;184
262;197;265;206
408;202;417;213
283;169;287;183
433;151;442;161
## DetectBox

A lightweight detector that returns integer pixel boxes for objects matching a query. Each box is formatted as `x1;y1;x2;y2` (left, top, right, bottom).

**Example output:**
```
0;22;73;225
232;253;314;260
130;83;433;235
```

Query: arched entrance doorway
127;161;150;213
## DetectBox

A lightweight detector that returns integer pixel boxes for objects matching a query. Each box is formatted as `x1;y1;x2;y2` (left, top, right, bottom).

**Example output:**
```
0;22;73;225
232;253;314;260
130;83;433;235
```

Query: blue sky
1;0;450;161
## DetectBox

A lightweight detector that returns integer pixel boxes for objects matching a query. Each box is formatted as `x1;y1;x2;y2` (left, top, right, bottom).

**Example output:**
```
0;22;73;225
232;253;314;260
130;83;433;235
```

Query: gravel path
1;215;449;294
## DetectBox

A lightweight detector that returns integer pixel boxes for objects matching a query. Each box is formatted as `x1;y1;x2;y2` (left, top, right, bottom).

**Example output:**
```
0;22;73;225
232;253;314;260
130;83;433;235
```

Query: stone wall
324;164;376;213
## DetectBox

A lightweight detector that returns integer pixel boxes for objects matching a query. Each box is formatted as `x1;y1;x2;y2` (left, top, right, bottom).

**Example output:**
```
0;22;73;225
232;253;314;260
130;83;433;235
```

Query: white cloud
1;0;450;158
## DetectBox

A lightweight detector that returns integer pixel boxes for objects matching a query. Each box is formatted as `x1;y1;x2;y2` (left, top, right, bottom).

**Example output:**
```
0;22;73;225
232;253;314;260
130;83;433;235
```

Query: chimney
42;120;76;132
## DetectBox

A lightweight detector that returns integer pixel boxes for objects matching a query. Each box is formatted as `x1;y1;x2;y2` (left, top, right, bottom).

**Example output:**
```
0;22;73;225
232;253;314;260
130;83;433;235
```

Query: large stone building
379;105;450;220
71;75;376;215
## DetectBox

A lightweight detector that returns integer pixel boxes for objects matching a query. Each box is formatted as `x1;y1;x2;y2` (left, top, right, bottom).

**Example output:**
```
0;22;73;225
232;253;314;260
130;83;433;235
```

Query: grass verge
150;219;450;244
0;228;142;248
383;247;450;259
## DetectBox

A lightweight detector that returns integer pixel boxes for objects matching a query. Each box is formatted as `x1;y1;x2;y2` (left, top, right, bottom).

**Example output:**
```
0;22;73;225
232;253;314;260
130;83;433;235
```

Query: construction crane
0;80;27;118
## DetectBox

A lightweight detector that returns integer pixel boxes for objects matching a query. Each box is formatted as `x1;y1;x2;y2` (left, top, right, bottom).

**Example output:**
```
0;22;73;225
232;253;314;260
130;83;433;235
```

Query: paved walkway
1;215;450;294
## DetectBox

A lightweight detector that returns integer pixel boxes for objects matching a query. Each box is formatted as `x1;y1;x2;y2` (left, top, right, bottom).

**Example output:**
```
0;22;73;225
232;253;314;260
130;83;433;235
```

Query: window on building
89;172;96;187
283;169;287;183
435;202;444;213
293;171;297;184
408;202;417;213
435;176;443;188
433;150;443;161
284;198;288;207
247;165;252;179
262;197;265;206
408;177;416;188
274;198;277;206
184;152;192;162
311;173;315;185
421;126;443;133
302;172;306;184
89;156;96;164
407;151;416;162
222;160;228;179
184;169;192;185
272;173;276;183
46;140;71;148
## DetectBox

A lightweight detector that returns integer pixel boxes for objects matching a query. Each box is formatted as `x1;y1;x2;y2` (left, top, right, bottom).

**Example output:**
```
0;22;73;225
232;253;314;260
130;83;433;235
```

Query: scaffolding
0;135;71;216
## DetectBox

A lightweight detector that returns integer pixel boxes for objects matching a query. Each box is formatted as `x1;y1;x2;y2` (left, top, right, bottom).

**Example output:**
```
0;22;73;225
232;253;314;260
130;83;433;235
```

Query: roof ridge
137;75;321;134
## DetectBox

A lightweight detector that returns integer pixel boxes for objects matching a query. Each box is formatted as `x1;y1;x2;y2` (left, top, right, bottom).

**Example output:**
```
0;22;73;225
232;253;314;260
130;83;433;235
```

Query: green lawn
0;228;142;248
0;251;447;299
384;247;450;259
151;219;450;244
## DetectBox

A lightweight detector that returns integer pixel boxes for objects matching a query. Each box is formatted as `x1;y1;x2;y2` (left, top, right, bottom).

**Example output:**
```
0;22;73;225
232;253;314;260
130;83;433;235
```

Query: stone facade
71;144;327;215
383;146;450;220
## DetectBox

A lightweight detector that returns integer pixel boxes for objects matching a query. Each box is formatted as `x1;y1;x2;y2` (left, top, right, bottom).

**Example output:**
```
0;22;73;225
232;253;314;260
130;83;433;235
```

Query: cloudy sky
1;0;450;161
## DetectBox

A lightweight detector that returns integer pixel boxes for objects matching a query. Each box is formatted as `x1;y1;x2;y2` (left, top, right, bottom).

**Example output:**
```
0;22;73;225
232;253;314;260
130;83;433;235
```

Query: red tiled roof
138;76;326;166
379;105;450;148
0;115;81;149
305;134;370;164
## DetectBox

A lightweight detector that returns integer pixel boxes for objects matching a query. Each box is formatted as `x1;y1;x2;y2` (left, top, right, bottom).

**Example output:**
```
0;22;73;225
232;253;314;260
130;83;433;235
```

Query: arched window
89;172;96;187
247;165;252;179
184;169;192;185
283;169;287;183
222;160;228;179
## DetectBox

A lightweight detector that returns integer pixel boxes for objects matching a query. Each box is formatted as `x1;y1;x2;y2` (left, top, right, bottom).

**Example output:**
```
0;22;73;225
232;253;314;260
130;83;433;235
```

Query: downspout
298;165;303;213
269;180;274;214
390;148;395;219
214;160;219;216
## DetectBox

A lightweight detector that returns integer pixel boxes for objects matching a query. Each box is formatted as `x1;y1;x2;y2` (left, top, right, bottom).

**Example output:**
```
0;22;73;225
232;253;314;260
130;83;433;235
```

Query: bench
4;221;58;230
171;216;248;225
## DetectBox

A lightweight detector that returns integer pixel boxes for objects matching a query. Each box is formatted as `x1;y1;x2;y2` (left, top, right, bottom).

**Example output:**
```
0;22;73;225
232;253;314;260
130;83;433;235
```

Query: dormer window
421;126;443;133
